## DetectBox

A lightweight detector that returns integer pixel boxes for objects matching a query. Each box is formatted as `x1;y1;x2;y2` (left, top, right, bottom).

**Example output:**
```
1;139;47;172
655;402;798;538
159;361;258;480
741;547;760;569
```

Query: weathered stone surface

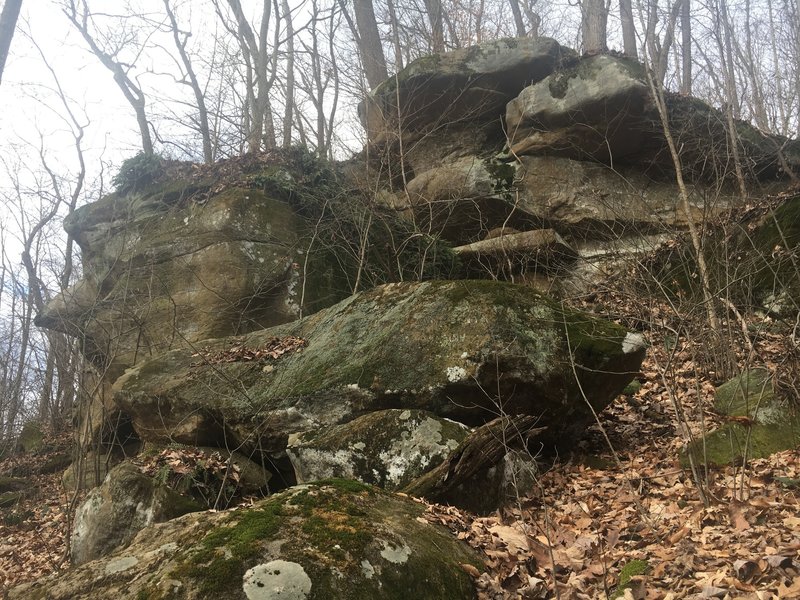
12;481;482;600
16;421;44;454
113;280;646;461
403;415;542;514
71;462;203;565
683;370;800;467
507;55;800;181
454;229;577;278
37;186;324;382
286;409;469;490
362;37;573;146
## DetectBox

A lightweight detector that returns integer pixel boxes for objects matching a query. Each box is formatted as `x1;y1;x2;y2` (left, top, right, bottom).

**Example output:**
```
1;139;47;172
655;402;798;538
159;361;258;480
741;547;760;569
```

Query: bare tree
620;0;638;57
424;0;445;51
63;0;155;155
162;0;213;163
0;0;22;85
214;0;280;153
581;0;608;54
351;0;388;90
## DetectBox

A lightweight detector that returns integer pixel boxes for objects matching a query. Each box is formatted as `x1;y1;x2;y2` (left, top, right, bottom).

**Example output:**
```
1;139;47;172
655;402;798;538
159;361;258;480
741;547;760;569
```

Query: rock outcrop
286;409;469;490
11;481;483;600
506;55;800;180
112;280;646;466
683;370;800;467
71;462;203;565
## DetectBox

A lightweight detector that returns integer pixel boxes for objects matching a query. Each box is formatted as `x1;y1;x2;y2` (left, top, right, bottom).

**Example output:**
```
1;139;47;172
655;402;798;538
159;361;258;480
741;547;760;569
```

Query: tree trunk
163;0;213;163
620;0;637;58
424;0;444;52
352;0;387;90
281;0;294;148
509;0;527;37
680;0;692;94
0;0;22;85
581;0;608;54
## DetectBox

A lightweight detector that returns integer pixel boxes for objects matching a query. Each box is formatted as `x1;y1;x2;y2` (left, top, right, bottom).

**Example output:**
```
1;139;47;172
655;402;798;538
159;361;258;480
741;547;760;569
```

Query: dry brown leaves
417;312;800;600
0;431;80;595
191;336;307;366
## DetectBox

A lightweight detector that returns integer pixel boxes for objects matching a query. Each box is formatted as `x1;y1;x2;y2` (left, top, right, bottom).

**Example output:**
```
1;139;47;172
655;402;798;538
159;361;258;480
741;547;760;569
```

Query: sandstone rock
683;370;800;467
36;186;326;383
16;421;44;454
12;481;482;599
71;462;202;565
286;409;469;490
113;280;646;464
507;55;800;182
361;37;573;146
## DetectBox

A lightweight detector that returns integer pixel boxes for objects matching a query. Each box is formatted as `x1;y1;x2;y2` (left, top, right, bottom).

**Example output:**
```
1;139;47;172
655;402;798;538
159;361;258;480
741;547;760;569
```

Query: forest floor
0;304;798;599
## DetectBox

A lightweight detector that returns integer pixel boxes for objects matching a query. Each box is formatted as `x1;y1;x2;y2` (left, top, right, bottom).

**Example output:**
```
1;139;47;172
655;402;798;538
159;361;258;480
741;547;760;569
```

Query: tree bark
163;0;213;163
0;0;22;85
424;0;444;52
620;0;637;58
64;0;153;155
352;0;387;90
402;415;545;503
680;0;692;94
509;0;527;37
581;0;608;54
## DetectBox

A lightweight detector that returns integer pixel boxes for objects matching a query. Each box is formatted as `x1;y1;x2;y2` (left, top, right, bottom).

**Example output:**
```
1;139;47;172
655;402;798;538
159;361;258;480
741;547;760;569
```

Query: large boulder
36;186;337;382
113;280;646;466
286;409;469;490
683;370;800;467
71;462;203;565
361;37;574;174
12;480;483;600
506;54;800;182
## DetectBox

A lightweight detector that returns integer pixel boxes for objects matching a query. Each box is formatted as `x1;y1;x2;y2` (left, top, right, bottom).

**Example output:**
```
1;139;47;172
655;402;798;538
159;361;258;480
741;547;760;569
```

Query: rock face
368;47;798;296
684;370;800;467
113;280;646;464
37;186;330;382
286;409;470;490
71;462;203;565
506;54;800;180
11;481;483;600
361;37;573;148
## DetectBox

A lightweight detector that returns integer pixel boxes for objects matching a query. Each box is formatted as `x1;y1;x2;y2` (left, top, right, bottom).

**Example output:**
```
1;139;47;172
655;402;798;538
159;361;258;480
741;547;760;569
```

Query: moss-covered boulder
507;54;799;183
11;480;482;599
16;421;44;454
286;409;469;490
36;186;336;383
71;462;203;565
683;370;800;467
113;280;645;464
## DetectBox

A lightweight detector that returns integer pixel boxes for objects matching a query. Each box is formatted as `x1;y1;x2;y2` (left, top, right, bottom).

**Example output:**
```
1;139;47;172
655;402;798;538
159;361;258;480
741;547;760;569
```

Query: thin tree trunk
509;0;527;37
620;0;637;58
0;0;22;85
680;0;692;94
352;0;387;90
281;0;294;148
163;0;213;163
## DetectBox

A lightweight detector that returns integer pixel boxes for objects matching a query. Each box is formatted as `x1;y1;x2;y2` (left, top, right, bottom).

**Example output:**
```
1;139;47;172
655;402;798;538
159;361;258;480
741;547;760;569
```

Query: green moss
0;492;24;509
17;421;44;454
483;157;517;198
311;478;373;494
613;559;649;599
